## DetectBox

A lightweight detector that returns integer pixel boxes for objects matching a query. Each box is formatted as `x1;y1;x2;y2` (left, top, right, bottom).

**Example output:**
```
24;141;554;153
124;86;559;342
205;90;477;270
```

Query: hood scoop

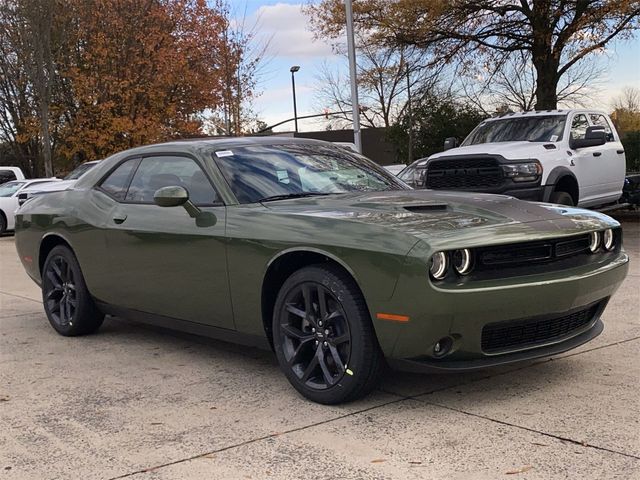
403;203;448;213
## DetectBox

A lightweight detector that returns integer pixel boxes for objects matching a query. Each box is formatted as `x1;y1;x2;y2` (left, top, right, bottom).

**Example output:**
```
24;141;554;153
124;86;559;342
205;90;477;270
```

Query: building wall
292;128;400;166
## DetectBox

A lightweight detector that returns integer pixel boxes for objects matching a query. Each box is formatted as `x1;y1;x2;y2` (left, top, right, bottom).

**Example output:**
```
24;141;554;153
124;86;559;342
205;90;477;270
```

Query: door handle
617;149;625;154
113;215;127;224
592;152;601;157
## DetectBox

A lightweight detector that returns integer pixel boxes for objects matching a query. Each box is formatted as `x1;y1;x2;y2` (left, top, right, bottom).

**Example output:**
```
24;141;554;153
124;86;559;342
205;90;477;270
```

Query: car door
588;113;625;203
568;112;602;205
95;153;234;330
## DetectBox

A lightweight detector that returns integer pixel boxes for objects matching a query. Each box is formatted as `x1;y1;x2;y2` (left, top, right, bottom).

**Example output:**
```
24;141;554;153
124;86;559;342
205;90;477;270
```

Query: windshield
463;115;566;145
0;181;25;197
212;144;407;204
65;162;96;180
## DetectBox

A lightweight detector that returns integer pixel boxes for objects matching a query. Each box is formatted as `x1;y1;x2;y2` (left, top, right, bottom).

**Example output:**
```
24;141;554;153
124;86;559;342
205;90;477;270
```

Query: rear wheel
0;211;6;235
550;190;574;206
273;264;383;404
42;245;104;336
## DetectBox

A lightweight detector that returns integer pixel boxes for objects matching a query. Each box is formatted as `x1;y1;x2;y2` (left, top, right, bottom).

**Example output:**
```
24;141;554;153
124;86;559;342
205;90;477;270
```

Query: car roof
114;136;336;156
483;109;609;122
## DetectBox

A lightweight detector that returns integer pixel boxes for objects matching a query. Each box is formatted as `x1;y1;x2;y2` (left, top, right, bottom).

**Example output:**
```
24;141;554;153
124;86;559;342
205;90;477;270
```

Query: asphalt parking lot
1;215;639;480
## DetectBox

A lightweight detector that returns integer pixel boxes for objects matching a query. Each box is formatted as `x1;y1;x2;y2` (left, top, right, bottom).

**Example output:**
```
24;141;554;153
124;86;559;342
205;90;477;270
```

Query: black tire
42;245;104;336
0;211;7;235
272;264;383;404
549;190;575;206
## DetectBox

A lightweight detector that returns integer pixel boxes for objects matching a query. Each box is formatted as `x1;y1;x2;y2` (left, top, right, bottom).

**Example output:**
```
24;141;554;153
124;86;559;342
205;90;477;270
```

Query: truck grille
426;157;503;190
481;301;604;353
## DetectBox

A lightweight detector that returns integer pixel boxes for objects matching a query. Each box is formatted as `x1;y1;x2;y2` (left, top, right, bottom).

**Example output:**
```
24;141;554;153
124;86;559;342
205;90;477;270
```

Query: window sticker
215;150;234;158
277;170;290;184
549;135;558;142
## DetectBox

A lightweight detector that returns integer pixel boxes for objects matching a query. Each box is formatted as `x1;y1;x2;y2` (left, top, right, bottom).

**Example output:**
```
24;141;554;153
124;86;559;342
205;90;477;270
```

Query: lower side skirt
96;301;272;351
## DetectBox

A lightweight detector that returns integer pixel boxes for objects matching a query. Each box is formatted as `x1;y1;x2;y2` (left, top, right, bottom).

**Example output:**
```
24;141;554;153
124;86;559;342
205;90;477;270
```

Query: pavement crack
106;396;410;479
415;399;640;461
0;290;41;304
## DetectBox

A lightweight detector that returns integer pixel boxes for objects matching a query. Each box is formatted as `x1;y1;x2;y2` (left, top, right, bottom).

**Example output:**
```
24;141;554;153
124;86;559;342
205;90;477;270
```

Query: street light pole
345;0;362;153
290;65;300;133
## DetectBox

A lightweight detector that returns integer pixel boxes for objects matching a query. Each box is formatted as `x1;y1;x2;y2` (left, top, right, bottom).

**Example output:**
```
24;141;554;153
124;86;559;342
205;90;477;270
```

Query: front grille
476;234;591;270
426;157;503;189
481;301;604;353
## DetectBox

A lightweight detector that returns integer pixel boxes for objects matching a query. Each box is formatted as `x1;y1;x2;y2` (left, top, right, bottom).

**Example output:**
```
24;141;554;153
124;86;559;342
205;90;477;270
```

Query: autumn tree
0;0;64;176
460;51;605;113
1;0;237;174
307;0;640;110
56;0;229;164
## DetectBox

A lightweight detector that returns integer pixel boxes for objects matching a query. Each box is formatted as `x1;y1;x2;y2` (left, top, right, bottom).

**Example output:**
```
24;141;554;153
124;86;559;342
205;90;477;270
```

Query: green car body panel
14;137;629;371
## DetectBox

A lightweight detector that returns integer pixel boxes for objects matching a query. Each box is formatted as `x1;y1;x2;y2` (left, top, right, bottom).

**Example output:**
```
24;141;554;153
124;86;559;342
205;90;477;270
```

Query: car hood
262;190;618;249
21;179;76;193
428;141;554;161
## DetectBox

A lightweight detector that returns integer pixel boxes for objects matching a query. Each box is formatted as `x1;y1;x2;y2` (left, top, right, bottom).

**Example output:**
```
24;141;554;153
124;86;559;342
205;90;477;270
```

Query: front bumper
370;250;628;371
387;317;603;373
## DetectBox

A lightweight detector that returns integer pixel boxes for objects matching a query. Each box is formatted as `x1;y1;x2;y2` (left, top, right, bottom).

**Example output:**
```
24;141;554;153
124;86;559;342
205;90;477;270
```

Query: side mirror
154;185;202;219
443;137;458;151
154;186;189;207
570;126;606;149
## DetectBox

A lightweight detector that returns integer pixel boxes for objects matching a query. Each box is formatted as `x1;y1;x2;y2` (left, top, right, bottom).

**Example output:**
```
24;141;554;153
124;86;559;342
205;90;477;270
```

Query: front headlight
588;231;600;253
502;162;542;182
429;252;448;280
603;229;615;251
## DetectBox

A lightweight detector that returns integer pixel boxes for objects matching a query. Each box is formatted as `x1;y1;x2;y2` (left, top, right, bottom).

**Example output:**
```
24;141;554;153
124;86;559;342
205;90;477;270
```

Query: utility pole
406;63;413;163
345;0;362;153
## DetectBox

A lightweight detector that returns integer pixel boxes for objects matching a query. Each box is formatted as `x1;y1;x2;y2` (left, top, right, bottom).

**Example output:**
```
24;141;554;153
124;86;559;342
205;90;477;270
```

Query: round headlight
588;231;600;253
603;229;614;251
430;252;448;280
453;248;472;275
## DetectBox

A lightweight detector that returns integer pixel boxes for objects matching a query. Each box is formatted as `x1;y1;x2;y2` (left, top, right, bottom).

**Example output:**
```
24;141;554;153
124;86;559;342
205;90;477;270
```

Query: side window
100;159;138;200
125;155;218;205
570;114;589;140
0;170;17;184
589;114;614;142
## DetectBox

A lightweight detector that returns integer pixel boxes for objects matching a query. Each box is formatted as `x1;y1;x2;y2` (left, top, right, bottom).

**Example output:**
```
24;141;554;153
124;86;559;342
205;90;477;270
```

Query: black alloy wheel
279;282;351;389
42;245;104;336
44;254;78;328
273;265;383;404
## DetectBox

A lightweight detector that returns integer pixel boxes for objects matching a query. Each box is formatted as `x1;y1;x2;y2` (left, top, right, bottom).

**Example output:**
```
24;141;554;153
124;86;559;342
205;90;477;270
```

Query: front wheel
550;190;575;206
272;264;383;404
42;245;104;336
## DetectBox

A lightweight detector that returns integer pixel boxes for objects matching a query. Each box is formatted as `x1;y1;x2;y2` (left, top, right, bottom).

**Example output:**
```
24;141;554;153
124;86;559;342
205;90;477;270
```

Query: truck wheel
550;191;574;206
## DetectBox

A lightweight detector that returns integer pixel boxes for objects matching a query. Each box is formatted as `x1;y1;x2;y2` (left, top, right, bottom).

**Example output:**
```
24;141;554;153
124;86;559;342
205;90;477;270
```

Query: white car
17;160;101;206
399;109;625;208
0;178;60;234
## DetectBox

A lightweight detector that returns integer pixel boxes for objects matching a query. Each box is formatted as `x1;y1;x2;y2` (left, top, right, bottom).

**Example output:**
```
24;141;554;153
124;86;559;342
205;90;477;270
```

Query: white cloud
255;3;334;59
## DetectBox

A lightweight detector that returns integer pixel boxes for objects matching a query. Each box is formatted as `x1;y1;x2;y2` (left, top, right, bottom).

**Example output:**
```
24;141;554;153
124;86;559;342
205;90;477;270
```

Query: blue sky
239;1;640;132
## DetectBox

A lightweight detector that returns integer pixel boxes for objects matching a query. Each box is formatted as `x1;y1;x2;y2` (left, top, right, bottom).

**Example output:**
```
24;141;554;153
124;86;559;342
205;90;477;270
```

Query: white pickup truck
399;109;626;208
0;166;26;184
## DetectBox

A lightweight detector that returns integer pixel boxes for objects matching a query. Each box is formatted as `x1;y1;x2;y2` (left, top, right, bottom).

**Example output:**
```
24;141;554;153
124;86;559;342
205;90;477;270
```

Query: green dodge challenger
15;138;629;404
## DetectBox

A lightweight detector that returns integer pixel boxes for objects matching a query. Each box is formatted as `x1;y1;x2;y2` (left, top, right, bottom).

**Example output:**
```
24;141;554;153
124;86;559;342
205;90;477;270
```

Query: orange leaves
56;0;231;160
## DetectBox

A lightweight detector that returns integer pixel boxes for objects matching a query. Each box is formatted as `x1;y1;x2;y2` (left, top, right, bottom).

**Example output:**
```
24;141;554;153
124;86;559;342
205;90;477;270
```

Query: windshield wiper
258;192;330;203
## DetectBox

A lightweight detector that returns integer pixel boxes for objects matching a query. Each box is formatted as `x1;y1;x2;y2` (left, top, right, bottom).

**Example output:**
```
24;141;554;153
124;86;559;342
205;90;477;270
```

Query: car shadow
100;314;567;405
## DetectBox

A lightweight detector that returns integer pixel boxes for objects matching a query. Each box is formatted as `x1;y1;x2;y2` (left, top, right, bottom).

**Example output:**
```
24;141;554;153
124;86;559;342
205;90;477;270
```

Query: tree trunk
533;59;559;110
